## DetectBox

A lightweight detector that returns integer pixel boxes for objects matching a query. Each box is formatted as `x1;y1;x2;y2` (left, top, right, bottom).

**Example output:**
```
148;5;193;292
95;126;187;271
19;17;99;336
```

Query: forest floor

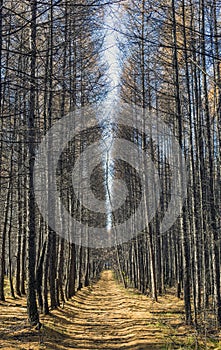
0;270;220;349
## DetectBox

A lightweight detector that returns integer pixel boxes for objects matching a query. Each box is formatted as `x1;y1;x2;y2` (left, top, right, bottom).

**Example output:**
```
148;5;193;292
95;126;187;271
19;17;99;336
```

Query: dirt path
0;271;214;349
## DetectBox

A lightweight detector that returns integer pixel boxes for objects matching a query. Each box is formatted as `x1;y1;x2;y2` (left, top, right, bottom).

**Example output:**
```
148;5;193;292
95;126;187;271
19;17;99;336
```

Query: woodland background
0;0;220;338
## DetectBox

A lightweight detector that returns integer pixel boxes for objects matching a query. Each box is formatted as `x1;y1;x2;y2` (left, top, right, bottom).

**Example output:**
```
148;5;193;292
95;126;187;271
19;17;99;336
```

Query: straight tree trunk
26;0;39;327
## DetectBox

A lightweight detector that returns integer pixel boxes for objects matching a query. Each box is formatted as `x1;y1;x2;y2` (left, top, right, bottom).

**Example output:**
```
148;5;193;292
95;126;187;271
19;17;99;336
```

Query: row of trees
0;0;109;326
112;0;221;329
0;0;220;332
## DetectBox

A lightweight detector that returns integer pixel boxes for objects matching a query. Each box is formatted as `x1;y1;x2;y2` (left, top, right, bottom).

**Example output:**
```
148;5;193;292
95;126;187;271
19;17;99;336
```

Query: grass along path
0;270;220;349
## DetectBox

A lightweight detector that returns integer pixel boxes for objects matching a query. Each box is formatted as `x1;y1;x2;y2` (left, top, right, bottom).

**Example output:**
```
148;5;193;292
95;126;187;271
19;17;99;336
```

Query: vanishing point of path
0;271;196;349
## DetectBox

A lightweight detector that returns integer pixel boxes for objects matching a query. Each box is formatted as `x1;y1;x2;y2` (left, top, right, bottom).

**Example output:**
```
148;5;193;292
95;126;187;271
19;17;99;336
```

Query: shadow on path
0;271;191;349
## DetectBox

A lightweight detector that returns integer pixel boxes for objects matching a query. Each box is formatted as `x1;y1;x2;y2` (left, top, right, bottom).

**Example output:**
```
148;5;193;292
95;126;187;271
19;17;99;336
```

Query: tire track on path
43;270;188;350
0;270;192;349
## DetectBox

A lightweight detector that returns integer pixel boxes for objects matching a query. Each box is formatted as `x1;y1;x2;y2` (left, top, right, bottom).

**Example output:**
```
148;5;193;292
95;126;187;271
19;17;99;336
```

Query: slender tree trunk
26;0;39;326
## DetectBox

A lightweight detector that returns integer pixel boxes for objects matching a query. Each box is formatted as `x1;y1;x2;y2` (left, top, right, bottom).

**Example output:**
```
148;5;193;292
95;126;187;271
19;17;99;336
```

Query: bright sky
103;5;122;231
103;6;121;101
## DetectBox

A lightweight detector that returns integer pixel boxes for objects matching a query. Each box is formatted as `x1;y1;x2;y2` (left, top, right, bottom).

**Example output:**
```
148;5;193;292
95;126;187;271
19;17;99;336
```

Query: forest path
1;271;196;349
